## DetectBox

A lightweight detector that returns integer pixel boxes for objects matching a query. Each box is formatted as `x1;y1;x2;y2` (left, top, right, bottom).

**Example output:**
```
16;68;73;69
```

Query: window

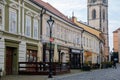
9;8;17;33
64;29;67;41
25;15;31;37
103;0;106;3
26;49;37;62
92;9;96;19
91;0;96;3
87;38;88;47
83;37;85;46
103;27;105;32
103;10;105;21
0;3;5;30
46;21;50;37
0;8;2;26
52;23;56;37
84;37;86;47
56;24;61;38
77;37;79;44
33;19;38;39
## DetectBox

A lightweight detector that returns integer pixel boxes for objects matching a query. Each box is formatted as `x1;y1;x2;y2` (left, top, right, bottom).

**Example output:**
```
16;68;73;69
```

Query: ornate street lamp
47;16;54;78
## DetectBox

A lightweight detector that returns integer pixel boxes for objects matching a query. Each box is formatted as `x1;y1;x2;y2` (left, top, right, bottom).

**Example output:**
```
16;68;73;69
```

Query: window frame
0;6;2;28
33;18;39;39
46;20;50;37
103;9;105;21
25;15;31;37
0;5;4;30
9;8;17;33
91;0;96;3
103;0;106;3
92;9;96;19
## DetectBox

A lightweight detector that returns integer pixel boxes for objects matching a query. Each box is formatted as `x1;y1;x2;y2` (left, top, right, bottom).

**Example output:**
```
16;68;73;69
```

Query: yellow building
72;17;105;64
87;0;109;61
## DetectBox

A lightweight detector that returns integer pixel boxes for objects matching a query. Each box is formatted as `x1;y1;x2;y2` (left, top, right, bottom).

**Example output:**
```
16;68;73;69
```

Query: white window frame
52;23;55;38
46;21;50;37
0;5;4;30
33;18;39;39
25;15;31;37
9;8;17;33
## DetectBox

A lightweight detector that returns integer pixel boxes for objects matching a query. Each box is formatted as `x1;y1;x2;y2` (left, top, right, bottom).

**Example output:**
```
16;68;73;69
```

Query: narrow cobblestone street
51;64;120;80
1;64;120;80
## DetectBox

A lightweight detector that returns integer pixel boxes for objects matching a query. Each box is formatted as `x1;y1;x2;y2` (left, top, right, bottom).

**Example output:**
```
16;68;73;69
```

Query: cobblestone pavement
1;64;120;80
50;64;120;80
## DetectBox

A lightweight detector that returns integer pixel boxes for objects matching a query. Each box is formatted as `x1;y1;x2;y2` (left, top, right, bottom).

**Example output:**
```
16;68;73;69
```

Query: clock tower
87;0;109;60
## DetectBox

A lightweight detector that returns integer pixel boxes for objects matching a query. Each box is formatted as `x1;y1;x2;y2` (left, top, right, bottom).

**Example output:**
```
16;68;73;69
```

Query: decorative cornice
9;3;19;10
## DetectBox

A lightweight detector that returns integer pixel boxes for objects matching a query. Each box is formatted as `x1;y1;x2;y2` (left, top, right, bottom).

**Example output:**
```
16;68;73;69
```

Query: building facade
87;0;109;61
0;0;108;76
113;28;120;62
0;0;84;75
0;0;44;75
73;17;104;64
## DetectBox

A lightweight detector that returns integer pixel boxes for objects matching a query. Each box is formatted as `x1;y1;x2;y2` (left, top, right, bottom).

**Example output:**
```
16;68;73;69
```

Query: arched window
103;10;105;21
92;9;96;19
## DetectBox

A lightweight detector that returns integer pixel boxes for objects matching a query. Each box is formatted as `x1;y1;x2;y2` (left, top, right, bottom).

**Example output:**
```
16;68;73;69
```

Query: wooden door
6;47;14;75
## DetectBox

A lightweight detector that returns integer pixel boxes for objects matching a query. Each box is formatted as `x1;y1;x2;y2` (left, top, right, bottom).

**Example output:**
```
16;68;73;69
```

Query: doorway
6;47;17;75
70;53;81;69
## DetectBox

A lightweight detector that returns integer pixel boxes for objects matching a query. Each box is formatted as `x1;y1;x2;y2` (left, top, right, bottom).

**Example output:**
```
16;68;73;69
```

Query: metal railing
18;62;70;75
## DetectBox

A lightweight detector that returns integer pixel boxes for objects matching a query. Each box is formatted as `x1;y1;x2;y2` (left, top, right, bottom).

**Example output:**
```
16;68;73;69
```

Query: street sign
50;38;54;42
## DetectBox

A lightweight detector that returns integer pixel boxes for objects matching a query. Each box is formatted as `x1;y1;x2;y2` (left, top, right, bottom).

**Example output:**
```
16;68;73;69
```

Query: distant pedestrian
113;58;117;69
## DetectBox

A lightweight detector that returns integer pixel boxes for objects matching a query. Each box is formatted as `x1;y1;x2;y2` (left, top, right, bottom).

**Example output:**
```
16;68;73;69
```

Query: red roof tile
32;0;75;25
113;28;120;33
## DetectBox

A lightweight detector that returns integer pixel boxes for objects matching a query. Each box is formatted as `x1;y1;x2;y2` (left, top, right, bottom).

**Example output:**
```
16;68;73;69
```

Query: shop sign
71;49;80;54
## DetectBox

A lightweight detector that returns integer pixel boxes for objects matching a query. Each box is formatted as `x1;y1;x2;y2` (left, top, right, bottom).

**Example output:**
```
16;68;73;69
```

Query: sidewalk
0;69;82;80
2;64;118;80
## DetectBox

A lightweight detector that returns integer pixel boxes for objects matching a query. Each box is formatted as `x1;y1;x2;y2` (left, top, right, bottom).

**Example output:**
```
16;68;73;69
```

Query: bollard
0;68;2;79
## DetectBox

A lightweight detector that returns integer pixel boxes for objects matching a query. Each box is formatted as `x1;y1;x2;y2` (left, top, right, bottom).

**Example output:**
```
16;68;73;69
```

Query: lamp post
47;16;54;78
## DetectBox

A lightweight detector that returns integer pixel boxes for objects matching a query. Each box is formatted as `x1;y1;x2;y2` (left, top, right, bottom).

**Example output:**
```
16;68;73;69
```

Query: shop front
43;43;69;63
84;51;92;63
70;48;82;69
26;44;38;71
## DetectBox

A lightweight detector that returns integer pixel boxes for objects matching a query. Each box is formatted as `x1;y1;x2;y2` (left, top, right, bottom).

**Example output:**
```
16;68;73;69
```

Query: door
70;54;81;69
6;47;14;75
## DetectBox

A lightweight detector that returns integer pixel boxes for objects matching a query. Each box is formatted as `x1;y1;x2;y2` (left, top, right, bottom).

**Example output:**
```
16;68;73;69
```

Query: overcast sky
43;0;120;51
